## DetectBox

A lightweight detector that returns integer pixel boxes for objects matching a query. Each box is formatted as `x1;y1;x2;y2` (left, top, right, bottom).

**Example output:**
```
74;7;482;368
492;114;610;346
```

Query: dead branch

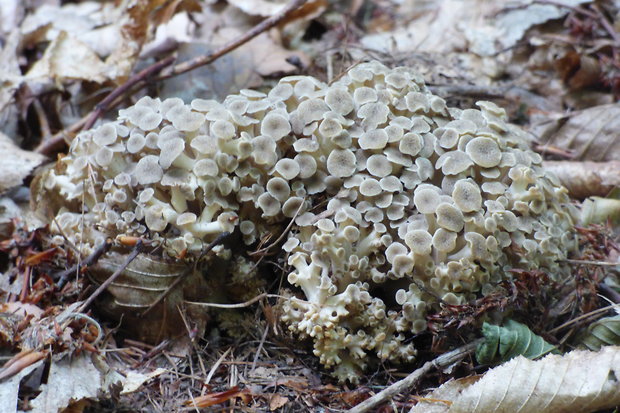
346;340;480;413
35;56;176;156
158;0;309;80
77;240;144;313
543;160;620;198
54;239;112;289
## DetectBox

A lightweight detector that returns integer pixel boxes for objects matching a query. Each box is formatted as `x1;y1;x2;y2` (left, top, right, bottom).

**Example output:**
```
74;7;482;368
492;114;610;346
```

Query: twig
346;340;480;413
249;198;305;256
54;239;112;289
35;57;176;156
82;56;176;130
548;302;620;334
158;0;308;80
250;325;269;375
77;240;144;313
185;293;267;309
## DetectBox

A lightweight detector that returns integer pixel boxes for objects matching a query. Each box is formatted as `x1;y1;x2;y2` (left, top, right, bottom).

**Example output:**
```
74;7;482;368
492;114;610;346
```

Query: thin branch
77;240;144;313
185;293;267;309
83;55;176;131
158;0;308;80
54;239;112;289
35;57;176;156
346;340;480;413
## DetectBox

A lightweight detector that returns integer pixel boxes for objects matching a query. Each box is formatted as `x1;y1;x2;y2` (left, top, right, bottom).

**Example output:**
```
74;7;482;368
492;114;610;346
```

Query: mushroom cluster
40;61;579;381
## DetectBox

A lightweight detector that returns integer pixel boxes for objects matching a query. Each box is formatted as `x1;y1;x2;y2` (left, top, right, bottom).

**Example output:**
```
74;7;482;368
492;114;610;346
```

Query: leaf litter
0;0;619;412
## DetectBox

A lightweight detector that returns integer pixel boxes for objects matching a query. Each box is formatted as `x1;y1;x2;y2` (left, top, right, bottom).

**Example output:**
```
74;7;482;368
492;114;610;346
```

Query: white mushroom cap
267;177;291;202
399;133;423;156
294;154;317;179
359;129;388;150
261;113;291;140
325;87;354;115
366;154;392;177
359;178;382;197
327;149;357;178
413;187;441;214
257;192;281;217
404;229;432;255
452;180;482;212
436;203;464;232
275;158;301;180
465;137;502;168
133;155;163;185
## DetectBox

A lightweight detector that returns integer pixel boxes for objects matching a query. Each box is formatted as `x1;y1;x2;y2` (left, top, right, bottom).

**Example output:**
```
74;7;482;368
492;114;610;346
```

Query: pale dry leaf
29;354;123;413
25;30;108;84
543;160;620;198
0;132;45;194
228;0;287;17
0;30;23;136
268;393;289;411
0;358;46;413
120;368;166;395
0;0;23;35
489;0;591;54
410;346;620;413
536;104;620;162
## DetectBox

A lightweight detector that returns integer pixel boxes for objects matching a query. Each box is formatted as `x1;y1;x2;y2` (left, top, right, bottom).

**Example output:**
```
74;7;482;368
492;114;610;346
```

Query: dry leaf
543;160;620;198
120;368;166;394
0;357;45;413
268;393;289;411
536;104;620;162
228;0;288;17
410;346;620;413
29;354;123;413
25;30;108;84
0;132;45;194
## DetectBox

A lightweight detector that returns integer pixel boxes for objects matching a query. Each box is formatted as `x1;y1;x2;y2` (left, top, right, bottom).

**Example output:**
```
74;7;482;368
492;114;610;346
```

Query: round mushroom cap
261;113;291;140
359;178;382;197
366;154;392;177
413;187;441;214
193;159;218;177
266;177;291;202
93;124;117;146
452;180;482;212
325;87;354;116
294;154;317;179
359;129;389;150
404;229;432;255
327;149;357;178
133;155;163;185
465;137;502;168
436;203;464;232
432;228;457;252
257;192;281;217
275;158;301;180
399;133;423;156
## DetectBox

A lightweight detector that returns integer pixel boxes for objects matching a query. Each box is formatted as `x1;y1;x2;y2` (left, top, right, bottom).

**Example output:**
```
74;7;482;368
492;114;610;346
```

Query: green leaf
476;319;558;365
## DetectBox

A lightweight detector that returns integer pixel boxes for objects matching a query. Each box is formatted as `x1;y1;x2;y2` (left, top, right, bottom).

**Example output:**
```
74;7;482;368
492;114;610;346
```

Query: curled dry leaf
410;346;620;413
536;104;620;162
581;197;620;225
0;132;45;194
543;160;620;198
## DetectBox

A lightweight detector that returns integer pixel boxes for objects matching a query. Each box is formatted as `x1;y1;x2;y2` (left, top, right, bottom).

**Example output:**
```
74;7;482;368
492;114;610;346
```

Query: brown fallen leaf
0;350;48;381
268;393;289;411
184;386;250;408
536;104;620;162
543;160;620;198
